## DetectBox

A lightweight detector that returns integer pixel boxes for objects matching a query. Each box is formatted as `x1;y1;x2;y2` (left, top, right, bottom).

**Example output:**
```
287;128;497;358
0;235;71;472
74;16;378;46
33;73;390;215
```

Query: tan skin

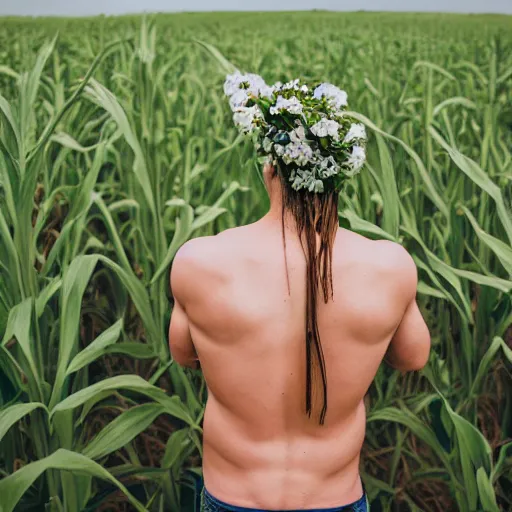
169;163;431;509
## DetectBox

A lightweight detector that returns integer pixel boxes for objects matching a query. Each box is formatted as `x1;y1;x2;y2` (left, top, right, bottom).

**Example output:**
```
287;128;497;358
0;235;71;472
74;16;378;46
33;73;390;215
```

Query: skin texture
169;164;431;509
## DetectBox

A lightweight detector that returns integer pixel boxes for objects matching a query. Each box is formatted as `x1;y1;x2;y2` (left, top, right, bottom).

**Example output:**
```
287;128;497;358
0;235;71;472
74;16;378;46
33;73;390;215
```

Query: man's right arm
382;244;431;373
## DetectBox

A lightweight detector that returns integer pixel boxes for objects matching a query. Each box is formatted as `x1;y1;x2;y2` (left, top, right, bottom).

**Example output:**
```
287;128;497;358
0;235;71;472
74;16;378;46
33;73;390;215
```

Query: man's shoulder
172;230;240;278
174;234;215;258
370;239;418;299
372;239;416;271
172;234;227;272
338;230;416;285
170;235;225;303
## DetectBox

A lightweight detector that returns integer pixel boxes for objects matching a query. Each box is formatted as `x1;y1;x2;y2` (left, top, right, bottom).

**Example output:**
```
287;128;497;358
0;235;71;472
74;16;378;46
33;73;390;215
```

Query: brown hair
274;163;339;425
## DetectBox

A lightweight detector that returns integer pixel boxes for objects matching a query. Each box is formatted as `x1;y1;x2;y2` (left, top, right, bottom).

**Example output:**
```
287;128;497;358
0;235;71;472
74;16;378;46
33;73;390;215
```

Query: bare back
177;221;422;509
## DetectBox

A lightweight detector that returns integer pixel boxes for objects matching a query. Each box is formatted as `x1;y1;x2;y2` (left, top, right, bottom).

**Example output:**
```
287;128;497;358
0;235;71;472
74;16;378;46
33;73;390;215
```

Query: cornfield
0;11;511;512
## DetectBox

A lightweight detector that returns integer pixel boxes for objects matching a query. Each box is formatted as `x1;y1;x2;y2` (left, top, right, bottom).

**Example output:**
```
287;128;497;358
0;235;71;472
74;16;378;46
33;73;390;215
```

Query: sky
1;0;511;16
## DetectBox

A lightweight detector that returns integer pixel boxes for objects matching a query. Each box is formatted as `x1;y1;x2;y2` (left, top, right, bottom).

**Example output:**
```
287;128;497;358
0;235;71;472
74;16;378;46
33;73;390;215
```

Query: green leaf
40;217;82;277
430;127;512;244
413;60;457;81
169;363;203;419
19;36;57;164
108;199;140;213
0;207;22;304
497;65;512;85
50;375;193;425
95;255;162;358
492;441;512;482
1;299;42;397
161;428;193;469
186;163;209;184
367;406;450;467
0;449;147;512
339;209;398;241
360;472;395;503
35;278;62;317
104;342;155;359
84;79;156;218
211;181;249;208
165;198;188;208
191;206;227;231
470;337;512;396
50;132;102;153
0;65;19;80
417;280;446;299
0;402;47;442
66;319;124;376
82;403;165;460
476;467;499;512
67;143;106;221
51;375;155;415
194;40;237;74
432;97;476;117
413;256;470;322
0;346;24;396
452;61;488;86
459;204;512;277
347;111;448;218
28;38;128;162
447;266;511;294
402;226;474;322
433;383;493;510
0;94;21;159
49;255;99;410
375;134;400;238
150;203;194;285
93;195;133;273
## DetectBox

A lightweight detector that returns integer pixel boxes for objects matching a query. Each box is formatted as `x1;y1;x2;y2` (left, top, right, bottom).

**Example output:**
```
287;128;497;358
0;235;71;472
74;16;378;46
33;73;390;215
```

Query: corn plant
0;38;203;512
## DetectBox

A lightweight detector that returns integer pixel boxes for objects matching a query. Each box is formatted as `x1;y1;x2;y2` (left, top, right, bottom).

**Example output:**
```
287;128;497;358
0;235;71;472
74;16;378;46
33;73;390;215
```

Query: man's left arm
168;243;200;370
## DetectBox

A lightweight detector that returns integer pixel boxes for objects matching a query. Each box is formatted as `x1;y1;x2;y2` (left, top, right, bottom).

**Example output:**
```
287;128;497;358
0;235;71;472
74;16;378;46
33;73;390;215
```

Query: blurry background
1;0;512;16
0;1;510;511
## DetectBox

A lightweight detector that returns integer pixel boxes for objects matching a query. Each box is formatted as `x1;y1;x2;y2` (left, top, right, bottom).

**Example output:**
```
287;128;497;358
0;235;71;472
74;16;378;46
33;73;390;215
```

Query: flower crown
224;71;367;194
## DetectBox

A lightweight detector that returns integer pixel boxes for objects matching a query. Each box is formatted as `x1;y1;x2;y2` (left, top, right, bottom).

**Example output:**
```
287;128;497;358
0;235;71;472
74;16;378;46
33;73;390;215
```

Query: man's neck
261;202;300;235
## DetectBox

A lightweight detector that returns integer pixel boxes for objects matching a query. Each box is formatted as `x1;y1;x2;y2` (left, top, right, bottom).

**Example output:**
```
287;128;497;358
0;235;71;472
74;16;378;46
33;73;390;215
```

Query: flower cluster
223;70;367;193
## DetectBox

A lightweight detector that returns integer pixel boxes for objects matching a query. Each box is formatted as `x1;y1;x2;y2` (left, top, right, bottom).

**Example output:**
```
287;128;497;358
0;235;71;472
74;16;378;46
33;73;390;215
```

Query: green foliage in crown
224;71;368;194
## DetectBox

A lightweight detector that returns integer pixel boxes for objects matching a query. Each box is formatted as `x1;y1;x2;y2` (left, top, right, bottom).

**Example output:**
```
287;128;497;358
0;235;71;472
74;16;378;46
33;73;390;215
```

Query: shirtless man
169;162;431;511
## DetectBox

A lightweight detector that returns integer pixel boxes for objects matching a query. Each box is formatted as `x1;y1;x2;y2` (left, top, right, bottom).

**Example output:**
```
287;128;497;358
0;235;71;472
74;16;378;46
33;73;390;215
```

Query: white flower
269;95;303;115
262;137;273;152
344;123;366;143
346;146;366;174
282;142;314;166
281;79;300;91
289;124;306;143
245;73;270;97
259;84;275;99
274;144;285;156
313;83;348;109
300;85;309;93
313;180;324;193
224;70;246;97
315;155;340;178
224;71;273;100
289;169;324;193
290;169;312;190
310;119;341;141
233;105;262;134
229;89;250;110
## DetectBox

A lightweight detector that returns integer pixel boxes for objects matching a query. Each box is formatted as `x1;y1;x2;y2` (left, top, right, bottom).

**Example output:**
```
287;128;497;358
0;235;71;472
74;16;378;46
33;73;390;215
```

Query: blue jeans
198;481;369;512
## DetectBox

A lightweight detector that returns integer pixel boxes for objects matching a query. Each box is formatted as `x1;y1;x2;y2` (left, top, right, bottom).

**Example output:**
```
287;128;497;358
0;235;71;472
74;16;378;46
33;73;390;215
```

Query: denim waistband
200;484;369;512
